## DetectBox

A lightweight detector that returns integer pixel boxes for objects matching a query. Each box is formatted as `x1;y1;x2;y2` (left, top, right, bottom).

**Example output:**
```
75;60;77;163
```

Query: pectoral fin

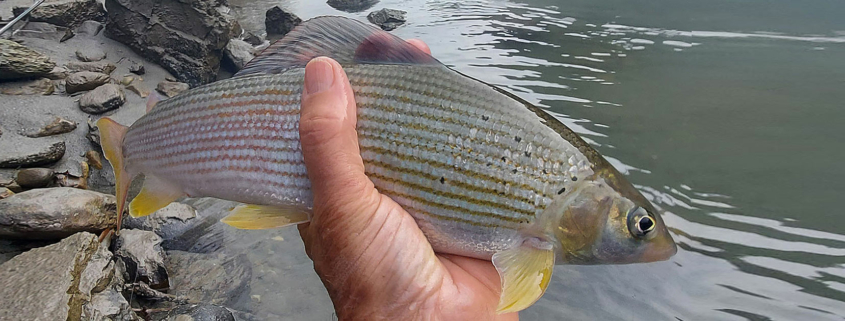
221;204;310;229
128;175;185;218
492;238;555;314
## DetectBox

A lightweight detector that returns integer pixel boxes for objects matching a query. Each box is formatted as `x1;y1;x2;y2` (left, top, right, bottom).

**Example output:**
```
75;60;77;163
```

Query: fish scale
121;64;593;256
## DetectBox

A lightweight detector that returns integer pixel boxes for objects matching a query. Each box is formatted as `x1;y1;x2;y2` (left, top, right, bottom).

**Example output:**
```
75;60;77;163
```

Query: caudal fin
96;117;132;232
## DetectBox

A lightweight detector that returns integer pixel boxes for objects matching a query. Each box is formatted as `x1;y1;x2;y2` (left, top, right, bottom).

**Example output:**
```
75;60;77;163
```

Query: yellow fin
128;175;184;217
221;204;310;230
492;238;555;314
96;117;132;230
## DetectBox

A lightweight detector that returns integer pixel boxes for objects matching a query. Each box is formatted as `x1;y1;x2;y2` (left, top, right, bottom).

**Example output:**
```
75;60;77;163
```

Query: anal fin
129;175;185;218
492;237;555;314
222;204;310;229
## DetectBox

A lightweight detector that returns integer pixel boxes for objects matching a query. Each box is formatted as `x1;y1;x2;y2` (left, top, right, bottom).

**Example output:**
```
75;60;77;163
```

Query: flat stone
126;81;150;98
223;38;254;72
15;168;54;188
156;81;189;98
0;78;55;95
0;232;110;320
24;116;77;138
327;0;379;13
76;48;107;62
265;6;301;35
79;84;125;114
0;188;117;239
75;20;104;37
166;251;251;306
65;71;110;94
65;61;116;74
0;39;56;80
367;8;407;31
114;229;170;289
46;66;70;80
0;136;65;168
12;0;107;28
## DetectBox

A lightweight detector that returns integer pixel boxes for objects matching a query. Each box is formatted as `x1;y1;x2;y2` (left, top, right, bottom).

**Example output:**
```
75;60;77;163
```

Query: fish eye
627;207;656;239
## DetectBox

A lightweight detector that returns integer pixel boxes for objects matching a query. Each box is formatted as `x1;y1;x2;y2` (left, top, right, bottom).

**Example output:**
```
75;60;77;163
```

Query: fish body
98;16;676;313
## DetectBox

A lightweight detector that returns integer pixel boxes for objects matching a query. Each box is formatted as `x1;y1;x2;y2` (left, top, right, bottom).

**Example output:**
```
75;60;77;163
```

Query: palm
300;193;517;320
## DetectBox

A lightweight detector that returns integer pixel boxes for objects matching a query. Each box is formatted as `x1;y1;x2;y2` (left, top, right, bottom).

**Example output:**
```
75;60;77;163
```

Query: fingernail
304;58;335;95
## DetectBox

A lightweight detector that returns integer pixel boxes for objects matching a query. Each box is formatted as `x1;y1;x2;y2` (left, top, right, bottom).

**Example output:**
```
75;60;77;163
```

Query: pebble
156;81;190;98
75;48;107;62
15;168;54;188
78;84;125;114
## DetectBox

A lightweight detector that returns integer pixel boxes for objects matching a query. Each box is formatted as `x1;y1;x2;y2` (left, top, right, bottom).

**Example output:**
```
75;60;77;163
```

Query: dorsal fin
235;16;439;77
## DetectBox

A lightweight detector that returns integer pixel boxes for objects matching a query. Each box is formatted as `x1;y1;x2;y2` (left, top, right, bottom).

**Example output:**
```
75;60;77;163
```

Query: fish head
547;169;676;265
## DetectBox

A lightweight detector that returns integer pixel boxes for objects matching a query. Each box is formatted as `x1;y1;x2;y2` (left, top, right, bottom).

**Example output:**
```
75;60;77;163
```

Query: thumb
299;57;380;229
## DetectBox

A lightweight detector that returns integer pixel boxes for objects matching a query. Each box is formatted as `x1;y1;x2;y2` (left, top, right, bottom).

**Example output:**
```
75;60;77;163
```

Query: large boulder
0;188;117;239
0;39;56;81
0;232;134;320
12;0;106;28
104;0;237;86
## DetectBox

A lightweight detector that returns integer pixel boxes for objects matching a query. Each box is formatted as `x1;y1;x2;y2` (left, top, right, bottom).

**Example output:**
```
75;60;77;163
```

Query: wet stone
75;48;107;62
367;8;407;31
327;0;379;13
156;81;189;98
0;78;55;95
113;229;170;290
0;188;117;239
0;136;65;168
265;6;301;35
65;61;117;74
65;71;111;94
15;168;54;188
25;117;77;138
0;39;55;80
224;39;254;72
79;84;125;114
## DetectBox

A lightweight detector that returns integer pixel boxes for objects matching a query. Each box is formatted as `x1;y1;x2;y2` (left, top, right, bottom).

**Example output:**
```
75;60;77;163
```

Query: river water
219;0;845;319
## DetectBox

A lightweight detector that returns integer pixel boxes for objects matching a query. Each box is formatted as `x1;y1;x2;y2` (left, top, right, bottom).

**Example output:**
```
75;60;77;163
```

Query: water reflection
220;0;845;319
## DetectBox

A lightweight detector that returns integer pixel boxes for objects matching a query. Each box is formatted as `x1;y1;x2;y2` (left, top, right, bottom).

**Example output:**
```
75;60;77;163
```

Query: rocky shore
1;0;408;319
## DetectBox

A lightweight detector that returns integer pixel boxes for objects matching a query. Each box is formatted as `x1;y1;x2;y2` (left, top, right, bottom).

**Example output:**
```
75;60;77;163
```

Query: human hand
297;41;519;320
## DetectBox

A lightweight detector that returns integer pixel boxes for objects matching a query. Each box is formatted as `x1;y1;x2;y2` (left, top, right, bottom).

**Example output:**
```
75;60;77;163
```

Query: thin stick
0;0;46;36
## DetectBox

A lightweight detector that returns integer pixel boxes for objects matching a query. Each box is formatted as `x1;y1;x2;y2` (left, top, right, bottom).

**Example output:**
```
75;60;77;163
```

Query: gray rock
46;66;70;79
86;118;101;146
5;182;24;193
12;0;107;28
12;22;71;41
123;202;197;248
129;60;145;75
114;229;170;290
242;31;264;46
265;6;301;35
0;39;55;80
75;20;104;37
367;8;407;31
76;48;107;62
327;0;379;13
223;39;254;72
15;168;54;188
0;188;117;239
79;84;125;114
0;78;55;95
126;81;151;98
65;61;116;74
65;71;110;94
25;116;78;138
156;81;189;98
161;304;235;321
166;251;251;306
0;136;65;168
82;286;137;320
104;0;237;86
0;188;13;200
0;232;114;320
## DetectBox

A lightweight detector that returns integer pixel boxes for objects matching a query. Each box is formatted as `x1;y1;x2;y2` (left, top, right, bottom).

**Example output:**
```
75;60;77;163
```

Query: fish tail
96;117;133;232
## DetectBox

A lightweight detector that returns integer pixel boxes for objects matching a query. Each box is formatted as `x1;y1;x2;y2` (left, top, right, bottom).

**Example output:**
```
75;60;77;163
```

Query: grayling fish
97;16;677;313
